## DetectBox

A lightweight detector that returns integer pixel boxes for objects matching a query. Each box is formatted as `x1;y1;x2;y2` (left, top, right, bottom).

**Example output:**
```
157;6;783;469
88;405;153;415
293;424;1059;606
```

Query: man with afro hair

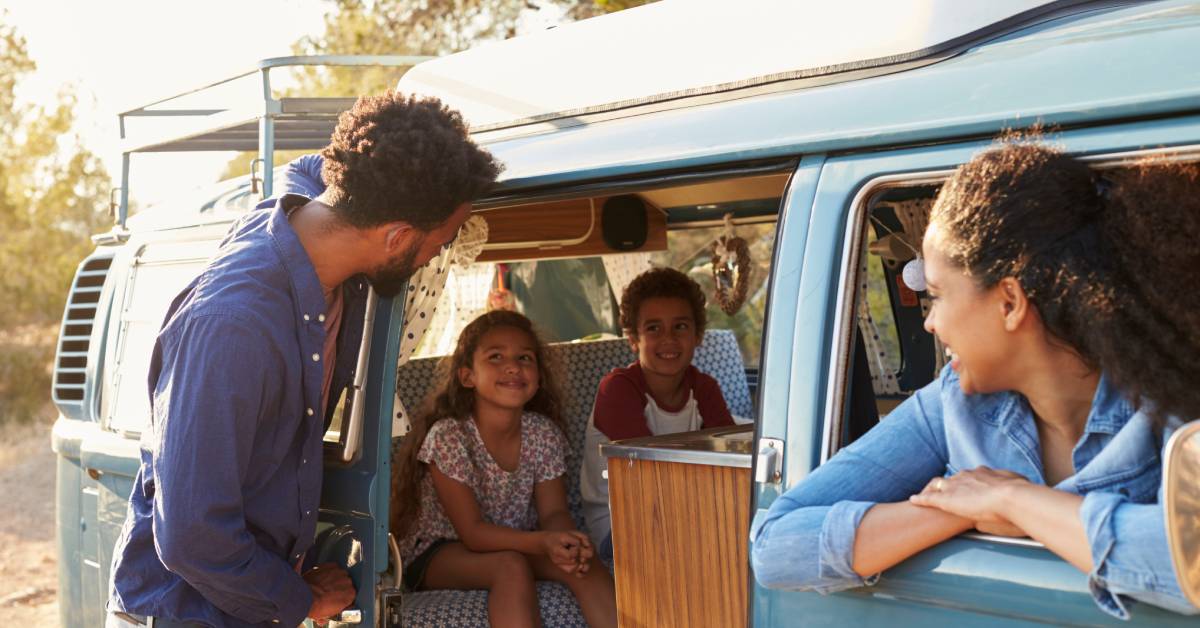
108;92;500;628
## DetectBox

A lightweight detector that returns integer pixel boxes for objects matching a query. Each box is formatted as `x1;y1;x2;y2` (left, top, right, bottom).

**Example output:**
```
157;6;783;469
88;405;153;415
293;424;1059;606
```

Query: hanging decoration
711;213;752;316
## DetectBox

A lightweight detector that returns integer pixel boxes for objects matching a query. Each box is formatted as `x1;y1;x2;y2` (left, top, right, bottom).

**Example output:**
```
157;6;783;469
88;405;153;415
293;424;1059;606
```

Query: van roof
467;0;1200;193
398;0;1100;133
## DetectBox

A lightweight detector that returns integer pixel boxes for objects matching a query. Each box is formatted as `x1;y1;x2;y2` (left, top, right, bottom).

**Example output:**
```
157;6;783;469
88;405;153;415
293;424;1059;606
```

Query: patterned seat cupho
394;329;752;627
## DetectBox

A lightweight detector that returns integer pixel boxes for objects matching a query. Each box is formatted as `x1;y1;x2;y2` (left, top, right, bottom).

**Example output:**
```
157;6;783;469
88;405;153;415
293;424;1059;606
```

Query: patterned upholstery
395;329;750;627
403;581;588;628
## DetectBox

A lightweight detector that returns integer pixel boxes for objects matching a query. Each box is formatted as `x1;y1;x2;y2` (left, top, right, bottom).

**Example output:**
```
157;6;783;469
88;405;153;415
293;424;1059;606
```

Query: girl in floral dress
391;310;617;628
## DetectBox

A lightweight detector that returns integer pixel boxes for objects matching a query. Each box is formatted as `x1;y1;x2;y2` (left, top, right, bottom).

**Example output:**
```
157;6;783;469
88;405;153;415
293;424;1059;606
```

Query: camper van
51;0;1200;626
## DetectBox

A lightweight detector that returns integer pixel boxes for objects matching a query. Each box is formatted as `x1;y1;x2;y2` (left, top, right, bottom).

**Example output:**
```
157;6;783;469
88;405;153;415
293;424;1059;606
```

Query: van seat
395;329;751;626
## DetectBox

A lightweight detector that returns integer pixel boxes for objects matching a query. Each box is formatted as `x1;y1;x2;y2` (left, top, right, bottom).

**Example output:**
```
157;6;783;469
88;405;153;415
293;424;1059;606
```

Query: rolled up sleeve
1080;490;1199;619
750;377;948;592
152;314;312;626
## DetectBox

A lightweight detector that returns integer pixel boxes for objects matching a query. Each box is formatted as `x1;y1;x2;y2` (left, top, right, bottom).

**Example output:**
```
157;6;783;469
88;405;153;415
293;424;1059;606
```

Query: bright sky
5;0;330;209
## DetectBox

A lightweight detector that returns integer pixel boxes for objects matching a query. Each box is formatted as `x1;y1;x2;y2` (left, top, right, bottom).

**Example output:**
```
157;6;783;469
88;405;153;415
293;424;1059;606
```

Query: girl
751;137;1200;619
391;310;617;628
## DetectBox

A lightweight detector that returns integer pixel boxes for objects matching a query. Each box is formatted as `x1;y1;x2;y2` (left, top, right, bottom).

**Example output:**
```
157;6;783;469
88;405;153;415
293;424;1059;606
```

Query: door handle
755;438;783;484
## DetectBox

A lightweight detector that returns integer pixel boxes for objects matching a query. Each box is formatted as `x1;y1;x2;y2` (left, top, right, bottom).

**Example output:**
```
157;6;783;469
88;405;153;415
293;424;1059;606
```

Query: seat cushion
402;581;587;627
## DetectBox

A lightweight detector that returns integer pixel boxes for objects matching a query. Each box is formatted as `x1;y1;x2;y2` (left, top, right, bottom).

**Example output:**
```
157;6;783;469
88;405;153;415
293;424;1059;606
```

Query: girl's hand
909;467;1028;529
542;530;591;576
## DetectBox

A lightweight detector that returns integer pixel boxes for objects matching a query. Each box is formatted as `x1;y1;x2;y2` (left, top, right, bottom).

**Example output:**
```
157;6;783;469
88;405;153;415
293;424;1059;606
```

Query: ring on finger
933;478;945;491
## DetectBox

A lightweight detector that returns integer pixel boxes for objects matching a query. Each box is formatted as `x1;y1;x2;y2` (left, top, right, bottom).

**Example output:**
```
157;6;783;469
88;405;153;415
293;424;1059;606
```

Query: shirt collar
265;194;328;317
1084;372;1135;435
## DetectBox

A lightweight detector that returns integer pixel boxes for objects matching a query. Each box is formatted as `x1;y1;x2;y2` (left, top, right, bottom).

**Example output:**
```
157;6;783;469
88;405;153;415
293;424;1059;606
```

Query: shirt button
312;353;320;361
302;458;307;465
272;620;280;624
319;314;326;322
305;510;312;516
306;408;314;416
303;314;310;321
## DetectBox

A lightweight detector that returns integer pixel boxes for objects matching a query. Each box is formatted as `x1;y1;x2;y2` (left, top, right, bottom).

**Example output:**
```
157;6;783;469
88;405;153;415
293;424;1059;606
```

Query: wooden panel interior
608;457;750;628
638;173;789;208
474;196;667;263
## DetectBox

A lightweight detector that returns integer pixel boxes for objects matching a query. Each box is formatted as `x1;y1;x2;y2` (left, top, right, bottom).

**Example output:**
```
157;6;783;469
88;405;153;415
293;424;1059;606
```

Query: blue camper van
52;0;1200;626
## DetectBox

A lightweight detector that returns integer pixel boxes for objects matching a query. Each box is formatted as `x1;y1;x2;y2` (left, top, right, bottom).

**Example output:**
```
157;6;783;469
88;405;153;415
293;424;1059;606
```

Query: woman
750;137;1200;619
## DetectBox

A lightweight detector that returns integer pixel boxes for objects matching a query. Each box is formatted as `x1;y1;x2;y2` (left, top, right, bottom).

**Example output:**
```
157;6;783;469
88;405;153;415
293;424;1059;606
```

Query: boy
580;267;735;561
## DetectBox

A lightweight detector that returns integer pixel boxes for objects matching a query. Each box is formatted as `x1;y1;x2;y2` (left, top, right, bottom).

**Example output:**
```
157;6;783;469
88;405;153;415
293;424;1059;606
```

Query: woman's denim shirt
749;366;1197;620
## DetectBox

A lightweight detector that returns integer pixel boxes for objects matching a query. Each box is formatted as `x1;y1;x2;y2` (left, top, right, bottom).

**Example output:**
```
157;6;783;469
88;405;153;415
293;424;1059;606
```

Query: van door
749;115;1200;626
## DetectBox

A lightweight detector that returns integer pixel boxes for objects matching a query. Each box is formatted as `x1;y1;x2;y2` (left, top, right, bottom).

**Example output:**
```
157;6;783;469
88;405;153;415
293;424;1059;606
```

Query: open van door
749;119;1200;626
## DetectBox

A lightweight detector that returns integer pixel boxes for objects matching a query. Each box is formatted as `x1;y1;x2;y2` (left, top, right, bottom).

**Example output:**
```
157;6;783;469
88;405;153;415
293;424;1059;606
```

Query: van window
650;221;776;369
105;242;215;435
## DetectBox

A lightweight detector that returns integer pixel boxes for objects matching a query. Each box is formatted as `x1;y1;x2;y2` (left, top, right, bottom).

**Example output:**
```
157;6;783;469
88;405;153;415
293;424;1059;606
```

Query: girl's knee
489;550;535;587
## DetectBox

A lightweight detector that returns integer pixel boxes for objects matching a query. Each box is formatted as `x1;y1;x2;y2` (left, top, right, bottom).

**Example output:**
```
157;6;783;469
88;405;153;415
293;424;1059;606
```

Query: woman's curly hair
619;266;708;338
389;310;565;540
321;92;502;230
930;136;1200;424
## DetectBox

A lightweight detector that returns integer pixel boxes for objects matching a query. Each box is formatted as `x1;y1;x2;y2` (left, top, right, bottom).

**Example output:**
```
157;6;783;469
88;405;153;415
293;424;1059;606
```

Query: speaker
601;195;648;251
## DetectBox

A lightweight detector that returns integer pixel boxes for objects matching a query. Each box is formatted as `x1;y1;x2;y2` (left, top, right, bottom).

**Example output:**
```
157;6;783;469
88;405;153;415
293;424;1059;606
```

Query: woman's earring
902;257;926;292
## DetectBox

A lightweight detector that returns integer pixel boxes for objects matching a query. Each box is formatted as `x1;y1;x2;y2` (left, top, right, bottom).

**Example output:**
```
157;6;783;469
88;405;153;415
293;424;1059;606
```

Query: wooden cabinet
607;454;751;628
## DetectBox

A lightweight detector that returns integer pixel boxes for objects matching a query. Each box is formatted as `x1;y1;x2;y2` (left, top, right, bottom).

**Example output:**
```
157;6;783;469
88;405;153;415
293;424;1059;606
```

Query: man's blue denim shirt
108;194;367;627
750;366;1198;620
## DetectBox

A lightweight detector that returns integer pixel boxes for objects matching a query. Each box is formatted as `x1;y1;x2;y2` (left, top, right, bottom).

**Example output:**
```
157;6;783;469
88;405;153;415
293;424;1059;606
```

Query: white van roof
397;0;1085;132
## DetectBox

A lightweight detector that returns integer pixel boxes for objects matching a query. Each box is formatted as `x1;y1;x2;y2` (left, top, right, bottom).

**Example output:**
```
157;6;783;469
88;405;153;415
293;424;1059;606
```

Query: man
107;93;501;627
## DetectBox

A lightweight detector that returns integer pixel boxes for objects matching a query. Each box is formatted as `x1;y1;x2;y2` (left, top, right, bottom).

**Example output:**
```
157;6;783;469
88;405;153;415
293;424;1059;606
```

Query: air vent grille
52;254;114;418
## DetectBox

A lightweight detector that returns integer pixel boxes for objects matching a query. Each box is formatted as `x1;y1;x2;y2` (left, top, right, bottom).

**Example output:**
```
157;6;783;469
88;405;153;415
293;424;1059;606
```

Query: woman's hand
541;530;592;577
909;467;1029;530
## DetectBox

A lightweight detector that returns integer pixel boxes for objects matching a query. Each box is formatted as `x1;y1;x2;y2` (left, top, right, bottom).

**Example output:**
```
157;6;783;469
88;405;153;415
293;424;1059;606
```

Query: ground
0;420;59;626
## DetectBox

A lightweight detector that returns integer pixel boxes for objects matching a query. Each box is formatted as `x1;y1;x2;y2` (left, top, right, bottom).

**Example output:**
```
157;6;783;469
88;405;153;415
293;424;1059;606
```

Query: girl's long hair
389;310;565;539
930;134;1200;424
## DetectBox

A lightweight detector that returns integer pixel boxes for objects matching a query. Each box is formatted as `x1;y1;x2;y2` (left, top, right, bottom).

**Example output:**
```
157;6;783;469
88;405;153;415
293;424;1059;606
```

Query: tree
0;15;111;422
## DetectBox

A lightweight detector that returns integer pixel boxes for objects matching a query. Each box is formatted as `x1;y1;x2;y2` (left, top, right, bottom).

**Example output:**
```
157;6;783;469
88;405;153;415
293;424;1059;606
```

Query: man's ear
997;277;1031;332
458;365;475;389
382;221;418;254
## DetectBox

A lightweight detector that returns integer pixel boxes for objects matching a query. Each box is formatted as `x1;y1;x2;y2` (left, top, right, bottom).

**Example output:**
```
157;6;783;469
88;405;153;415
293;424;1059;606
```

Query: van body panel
476;1;1200;192
749;110;1200;625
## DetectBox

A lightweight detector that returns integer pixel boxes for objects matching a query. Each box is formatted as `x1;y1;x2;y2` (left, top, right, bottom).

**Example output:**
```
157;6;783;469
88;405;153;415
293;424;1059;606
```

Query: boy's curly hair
321;92;502;230
619;267;708;338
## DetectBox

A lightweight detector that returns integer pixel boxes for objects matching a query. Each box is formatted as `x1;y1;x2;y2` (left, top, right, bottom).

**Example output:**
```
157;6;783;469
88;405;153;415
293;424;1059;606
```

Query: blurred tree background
3;1;654;425
1;15;111;424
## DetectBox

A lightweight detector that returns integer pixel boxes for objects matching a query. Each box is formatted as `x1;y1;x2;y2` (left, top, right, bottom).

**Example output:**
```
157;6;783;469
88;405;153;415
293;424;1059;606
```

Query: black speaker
601;195;648;251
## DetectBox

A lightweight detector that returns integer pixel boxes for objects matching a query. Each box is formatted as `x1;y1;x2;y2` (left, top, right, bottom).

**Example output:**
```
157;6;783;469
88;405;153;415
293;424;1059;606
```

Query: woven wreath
711;234;752;315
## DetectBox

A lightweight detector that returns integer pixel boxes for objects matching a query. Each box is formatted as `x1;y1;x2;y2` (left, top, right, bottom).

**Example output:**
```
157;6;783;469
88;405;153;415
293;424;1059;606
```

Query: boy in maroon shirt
580;267;735;560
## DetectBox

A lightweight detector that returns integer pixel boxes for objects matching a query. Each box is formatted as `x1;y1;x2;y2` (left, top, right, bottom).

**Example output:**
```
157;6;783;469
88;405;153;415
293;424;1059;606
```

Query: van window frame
820;144;1200;550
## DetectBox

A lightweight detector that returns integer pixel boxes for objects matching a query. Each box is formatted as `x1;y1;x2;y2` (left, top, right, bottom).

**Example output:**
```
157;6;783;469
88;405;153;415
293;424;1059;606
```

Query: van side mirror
1163;419;1200;608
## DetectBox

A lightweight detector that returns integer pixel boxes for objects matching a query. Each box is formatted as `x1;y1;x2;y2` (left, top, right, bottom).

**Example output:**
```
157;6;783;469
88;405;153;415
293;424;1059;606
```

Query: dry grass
0;419;59;625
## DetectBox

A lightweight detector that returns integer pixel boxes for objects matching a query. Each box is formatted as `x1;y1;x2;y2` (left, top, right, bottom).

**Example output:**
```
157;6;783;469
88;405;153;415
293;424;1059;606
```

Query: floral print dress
400;412;567;566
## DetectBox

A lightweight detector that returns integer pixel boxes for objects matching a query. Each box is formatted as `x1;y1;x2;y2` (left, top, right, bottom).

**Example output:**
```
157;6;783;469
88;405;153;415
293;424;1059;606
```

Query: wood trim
474;196;667;263
608;457;750;628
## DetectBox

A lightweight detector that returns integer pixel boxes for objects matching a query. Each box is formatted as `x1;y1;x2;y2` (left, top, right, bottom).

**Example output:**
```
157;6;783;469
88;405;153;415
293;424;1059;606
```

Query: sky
4;0;331;209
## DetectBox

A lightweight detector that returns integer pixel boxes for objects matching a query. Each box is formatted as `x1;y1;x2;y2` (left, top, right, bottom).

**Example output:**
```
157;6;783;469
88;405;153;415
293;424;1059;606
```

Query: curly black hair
930;136;1200;424
321;92;502;230
619;267;708;338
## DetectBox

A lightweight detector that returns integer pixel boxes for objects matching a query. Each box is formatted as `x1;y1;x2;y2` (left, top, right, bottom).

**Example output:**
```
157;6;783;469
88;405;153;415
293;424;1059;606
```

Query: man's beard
367;243;421;298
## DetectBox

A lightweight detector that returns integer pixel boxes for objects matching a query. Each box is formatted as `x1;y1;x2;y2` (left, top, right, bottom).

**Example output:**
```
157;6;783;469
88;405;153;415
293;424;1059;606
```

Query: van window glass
107;244;214;435
650;221;776;369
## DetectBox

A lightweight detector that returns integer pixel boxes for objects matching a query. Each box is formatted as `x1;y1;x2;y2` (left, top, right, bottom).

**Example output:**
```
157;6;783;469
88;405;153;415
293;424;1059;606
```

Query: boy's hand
542;531;591;576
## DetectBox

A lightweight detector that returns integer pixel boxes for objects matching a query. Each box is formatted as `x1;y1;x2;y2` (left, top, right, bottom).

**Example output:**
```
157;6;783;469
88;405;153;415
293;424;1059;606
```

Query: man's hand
304;563;356;624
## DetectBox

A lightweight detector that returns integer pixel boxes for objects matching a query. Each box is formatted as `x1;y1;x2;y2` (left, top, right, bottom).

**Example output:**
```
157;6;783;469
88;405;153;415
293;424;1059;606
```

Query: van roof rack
109;55;432;232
